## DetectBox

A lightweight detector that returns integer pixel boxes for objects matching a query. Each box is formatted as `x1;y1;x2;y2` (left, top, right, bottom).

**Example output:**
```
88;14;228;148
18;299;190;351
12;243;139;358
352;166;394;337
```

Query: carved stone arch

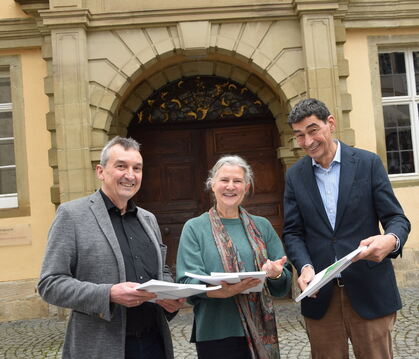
112;57;300;171
86;22;308;166
118;60;287;130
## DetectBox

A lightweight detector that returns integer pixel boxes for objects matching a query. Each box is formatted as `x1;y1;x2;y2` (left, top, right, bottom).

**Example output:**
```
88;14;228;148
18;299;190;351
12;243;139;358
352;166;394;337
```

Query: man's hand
353;234;397;263
262;256;287;279
298;265;315;292
206;278;261;298
110;282;156;307
156;298;186;313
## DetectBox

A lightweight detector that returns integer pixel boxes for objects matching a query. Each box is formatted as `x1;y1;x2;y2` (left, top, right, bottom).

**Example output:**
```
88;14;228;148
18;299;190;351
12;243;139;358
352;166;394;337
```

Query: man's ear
327;115;336;133
96;164;104;180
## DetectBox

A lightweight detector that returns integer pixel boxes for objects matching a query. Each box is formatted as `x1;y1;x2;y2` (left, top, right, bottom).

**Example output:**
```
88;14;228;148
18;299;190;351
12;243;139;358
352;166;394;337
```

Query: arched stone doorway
127;76;285;270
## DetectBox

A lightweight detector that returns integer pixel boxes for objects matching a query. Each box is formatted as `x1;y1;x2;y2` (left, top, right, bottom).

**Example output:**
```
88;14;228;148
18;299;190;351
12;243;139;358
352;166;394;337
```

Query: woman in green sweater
176;155;292;359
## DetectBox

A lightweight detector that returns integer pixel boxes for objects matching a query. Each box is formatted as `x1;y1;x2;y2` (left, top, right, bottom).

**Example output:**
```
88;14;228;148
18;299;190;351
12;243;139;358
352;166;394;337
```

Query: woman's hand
262;256;287;279
206;278;261;298
156;298;186;313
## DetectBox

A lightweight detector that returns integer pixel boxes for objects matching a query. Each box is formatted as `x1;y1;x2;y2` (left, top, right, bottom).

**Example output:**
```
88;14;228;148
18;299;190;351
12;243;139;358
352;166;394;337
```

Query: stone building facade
0;0;418;321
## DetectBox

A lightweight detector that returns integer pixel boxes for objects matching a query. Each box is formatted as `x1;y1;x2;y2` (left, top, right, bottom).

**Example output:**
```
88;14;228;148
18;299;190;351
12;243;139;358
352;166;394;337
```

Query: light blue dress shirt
312;140;341;229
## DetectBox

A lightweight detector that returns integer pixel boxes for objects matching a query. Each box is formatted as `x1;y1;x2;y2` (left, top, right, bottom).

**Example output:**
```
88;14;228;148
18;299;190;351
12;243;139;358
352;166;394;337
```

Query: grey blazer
38;191;174;359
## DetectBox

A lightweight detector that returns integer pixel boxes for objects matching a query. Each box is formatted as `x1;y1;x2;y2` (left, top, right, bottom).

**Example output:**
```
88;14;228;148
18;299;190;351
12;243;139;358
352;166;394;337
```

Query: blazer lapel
334;143;357;232
300;156;333;232
89;191;126;280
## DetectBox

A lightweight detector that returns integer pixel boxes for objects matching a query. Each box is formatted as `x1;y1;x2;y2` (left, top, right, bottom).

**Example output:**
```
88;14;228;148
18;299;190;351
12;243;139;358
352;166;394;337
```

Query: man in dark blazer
38;136;185;359
283;98;410;358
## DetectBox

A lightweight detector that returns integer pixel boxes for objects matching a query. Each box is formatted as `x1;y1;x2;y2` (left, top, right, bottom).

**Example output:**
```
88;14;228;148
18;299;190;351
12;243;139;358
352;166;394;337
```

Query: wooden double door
130;121;284;270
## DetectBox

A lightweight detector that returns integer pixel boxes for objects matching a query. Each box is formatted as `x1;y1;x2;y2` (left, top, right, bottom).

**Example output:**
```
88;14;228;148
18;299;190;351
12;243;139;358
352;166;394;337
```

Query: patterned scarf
208;206;280;359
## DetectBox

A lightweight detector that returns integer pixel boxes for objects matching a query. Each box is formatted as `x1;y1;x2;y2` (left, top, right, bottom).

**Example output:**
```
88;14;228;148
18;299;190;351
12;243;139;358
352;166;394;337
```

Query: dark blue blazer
283;142;410;320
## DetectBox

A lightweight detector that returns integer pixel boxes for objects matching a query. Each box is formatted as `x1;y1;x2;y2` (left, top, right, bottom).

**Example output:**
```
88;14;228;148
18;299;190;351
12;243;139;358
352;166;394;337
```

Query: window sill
0;205;30;218
0;194;18;209
389;175;419;188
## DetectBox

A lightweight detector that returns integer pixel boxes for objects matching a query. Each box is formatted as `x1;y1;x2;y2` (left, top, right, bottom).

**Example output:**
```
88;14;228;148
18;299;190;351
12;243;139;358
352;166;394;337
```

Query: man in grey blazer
38;136;185;359
283;98;410;358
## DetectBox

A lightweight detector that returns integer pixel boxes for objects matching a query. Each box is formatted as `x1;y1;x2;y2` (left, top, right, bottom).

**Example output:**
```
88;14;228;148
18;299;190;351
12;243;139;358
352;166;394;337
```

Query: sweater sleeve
258;217;292;298
176;218;209;285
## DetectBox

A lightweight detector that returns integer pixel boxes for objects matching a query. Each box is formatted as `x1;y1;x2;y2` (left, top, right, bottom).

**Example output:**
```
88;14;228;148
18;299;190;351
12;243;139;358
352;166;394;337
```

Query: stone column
41;9;95;202
294;0;343;136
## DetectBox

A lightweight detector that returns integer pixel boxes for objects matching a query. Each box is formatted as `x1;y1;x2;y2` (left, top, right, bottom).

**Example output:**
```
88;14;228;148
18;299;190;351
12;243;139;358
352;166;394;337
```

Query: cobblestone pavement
1;288;418;358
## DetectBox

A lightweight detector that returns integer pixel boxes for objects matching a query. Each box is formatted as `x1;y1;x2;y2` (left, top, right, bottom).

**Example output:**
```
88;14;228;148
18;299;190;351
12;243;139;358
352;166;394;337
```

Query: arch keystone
178;21;210;56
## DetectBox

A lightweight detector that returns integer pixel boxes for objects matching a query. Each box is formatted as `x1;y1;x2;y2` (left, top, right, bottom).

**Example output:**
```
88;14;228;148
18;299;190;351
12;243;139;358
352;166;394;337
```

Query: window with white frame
0;69;18;208
378;50;419;177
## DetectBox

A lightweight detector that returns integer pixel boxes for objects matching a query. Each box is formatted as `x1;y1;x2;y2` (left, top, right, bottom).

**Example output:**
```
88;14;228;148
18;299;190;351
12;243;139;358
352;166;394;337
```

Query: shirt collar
99;189;137;214
312;140;341;169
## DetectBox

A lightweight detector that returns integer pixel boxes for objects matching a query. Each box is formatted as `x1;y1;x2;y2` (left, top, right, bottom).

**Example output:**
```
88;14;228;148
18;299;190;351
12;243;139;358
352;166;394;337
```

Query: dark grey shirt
100;190;159;336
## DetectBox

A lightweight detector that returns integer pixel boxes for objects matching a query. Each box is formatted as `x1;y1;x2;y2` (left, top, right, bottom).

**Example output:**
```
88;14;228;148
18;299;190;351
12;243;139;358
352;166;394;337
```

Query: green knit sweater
176;212;292;342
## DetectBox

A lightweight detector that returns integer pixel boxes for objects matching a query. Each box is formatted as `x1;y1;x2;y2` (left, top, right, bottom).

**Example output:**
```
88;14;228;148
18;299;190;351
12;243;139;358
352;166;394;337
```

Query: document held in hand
185;271;266;293
295;246;368;303
135;279;221;301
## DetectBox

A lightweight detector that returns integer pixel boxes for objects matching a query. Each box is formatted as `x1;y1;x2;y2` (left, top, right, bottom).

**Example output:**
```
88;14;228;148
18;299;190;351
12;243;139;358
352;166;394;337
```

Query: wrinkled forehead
107;145;142;164
291;115;325;132
215;164;246;178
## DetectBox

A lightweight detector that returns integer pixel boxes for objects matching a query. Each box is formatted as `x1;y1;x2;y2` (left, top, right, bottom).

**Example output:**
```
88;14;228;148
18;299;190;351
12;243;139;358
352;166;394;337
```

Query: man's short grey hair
99;136;141;166
205;155;254;193
288;98;331;125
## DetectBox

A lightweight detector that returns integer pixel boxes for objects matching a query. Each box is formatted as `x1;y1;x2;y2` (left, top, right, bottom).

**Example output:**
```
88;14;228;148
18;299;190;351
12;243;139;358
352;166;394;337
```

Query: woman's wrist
269;271;282;280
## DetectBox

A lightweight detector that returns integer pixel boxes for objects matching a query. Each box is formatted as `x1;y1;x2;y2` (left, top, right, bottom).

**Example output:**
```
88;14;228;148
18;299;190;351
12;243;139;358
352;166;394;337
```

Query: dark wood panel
212;126;275;153
166;164;197;201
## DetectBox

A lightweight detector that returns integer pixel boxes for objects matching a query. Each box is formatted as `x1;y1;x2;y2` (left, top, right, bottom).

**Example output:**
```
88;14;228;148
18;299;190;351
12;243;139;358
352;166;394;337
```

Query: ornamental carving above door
134;76;271;125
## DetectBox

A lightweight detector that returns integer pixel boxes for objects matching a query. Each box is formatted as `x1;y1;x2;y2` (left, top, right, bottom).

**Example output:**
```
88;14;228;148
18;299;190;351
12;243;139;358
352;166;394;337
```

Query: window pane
401;151;415;173
0;75;11;103
385;128;398;151
379;53;407;97
0;167;17;194
0;139;15;166
414;51;419;95
383;104;410;127
383;104;415;174
399;128;413;150
0;111;13;138
387;152;400;174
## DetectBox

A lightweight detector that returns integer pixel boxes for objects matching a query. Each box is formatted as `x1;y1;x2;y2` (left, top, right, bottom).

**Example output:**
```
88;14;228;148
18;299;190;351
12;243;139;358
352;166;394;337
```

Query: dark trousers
196;336;252;359
125;332;166;359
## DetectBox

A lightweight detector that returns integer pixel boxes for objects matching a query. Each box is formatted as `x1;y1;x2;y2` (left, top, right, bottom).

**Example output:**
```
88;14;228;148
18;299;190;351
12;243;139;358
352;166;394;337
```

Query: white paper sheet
185;271;266;293
295;246;368;302
135;279;221;301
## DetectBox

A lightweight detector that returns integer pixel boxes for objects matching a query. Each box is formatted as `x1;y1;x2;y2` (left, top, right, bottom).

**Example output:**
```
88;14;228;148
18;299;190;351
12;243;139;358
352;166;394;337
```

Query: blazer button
332;238;337;242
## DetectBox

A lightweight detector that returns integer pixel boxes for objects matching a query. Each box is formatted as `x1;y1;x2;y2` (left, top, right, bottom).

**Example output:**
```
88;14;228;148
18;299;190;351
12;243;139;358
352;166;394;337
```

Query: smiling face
211;164;250;218
96;144;143;212
292;114;337;168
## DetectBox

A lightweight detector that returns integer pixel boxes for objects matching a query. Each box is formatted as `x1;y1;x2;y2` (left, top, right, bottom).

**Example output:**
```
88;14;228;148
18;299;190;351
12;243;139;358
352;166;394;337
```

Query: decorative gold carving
133;76;269;125
171;98;181;108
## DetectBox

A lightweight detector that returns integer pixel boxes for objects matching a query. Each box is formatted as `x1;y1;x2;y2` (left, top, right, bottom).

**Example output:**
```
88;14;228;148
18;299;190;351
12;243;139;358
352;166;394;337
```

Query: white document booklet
185;271;266;294
135;279;221;301
295;246;368;303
